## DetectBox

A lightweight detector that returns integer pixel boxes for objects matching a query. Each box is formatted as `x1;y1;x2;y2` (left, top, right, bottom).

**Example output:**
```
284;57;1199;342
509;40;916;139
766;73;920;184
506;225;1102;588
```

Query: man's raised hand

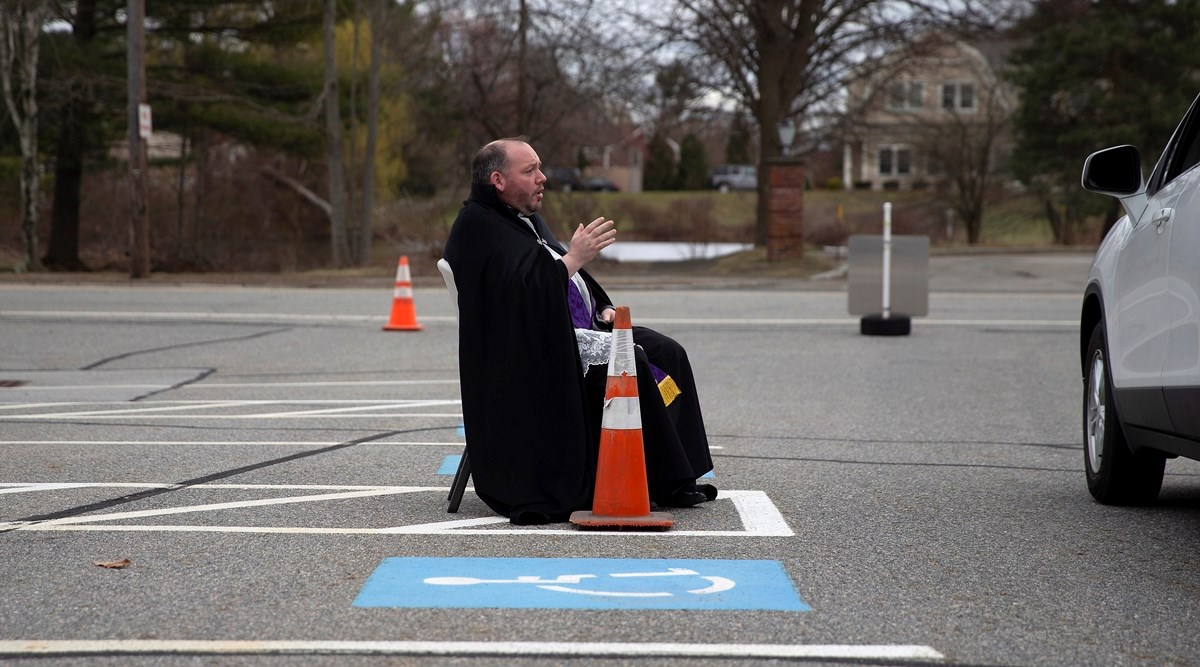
562;217;616;275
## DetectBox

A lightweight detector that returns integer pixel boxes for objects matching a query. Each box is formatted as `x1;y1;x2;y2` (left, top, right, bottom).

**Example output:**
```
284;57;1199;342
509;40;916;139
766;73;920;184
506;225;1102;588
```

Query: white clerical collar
517;214;545;244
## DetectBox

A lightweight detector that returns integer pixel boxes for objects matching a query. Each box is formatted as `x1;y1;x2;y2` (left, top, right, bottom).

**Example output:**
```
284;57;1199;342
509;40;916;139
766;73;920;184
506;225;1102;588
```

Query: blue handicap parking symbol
437;454;461;475
353;557;809;611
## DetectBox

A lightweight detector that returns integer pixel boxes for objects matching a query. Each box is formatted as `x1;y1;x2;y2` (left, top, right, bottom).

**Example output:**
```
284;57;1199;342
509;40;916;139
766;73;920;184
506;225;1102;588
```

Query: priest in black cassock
443;138;715;525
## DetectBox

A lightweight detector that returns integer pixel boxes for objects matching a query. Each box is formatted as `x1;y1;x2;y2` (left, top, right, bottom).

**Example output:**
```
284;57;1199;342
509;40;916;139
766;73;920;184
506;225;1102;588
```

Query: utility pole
127;0;150;278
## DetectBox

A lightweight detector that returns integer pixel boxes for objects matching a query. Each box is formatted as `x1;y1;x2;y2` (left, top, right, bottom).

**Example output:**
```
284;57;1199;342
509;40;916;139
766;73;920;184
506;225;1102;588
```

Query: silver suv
709;164;757;192
1080;90;1200;504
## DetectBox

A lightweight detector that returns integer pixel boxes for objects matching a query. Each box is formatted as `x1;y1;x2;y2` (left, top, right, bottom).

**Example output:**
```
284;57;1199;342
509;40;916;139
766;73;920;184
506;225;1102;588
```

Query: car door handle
1152;208;1175;229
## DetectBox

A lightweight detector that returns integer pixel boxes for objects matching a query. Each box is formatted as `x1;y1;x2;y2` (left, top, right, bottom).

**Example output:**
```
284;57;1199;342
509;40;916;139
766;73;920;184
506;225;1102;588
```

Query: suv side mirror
1082;145;1143;196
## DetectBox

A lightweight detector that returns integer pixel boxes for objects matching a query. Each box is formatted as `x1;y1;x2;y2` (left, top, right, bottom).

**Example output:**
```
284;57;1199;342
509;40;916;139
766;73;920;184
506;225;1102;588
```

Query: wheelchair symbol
424;567;735;598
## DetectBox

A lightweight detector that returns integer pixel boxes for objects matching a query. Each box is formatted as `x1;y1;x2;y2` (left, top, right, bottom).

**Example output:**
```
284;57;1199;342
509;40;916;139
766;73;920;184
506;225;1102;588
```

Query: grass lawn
535;187;1081;249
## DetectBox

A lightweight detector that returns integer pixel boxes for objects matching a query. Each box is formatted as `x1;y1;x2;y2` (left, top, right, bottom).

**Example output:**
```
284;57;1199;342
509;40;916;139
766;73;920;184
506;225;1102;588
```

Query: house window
888;81;923;111
941;82;976;112
879;146;913;176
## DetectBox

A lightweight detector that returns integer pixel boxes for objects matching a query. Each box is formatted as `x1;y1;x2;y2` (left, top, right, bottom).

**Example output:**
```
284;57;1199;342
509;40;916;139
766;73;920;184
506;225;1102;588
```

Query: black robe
444;184;713;521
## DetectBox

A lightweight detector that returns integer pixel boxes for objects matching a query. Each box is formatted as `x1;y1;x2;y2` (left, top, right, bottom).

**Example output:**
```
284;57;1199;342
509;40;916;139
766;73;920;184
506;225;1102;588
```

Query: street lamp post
766;117;805;261
777;118;796;158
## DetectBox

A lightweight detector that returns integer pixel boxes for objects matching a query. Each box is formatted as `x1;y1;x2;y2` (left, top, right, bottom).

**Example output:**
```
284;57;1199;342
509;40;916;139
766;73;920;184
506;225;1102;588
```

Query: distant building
579;122;648;193
841;33;1017;191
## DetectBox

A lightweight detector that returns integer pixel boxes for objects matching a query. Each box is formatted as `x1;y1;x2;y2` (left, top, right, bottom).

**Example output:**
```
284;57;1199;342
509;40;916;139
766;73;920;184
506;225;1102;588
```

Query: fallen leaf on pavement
93;558;132;569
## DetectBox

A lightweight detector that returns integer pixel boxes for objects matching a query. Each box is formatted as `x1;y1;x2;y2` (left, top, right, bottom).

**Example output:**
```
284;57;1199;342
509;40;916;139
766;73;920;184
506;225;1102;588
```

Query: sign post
848;202;929;336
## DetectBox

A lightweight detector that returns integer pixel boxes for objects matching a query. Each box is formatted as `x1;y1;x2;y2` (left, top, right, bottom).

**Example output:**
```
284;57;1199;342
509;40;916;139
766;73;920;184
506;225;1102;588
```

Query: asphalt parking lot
2;252;1199;666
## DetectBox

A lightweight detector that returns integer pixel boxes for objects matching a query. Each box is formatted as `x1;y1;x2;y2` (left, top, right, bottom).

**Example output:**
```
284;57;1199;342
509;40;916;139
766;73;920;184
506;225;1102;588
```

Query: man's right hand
562;217;616;276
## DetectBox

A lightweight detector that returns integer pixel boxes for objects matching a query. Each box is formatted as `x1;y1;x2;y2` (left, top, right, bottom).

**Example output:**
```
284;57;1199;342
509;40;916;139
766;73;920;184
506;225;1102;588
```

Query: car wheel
1083;323;1165;504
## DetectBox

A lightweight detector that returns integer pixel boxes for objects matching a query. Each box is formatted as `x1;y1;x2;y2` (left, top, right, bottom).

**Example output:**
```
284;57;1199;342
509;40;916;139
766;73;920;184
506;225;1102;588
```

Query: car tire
1083;323;1165;505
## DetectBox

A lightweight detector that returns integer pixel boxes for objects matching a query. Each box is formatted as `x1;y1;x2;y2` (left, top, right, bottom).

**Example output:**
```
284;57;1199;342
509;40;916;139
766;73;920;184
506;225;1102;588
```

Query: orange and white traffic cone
382;255;423;331
570;306;674;529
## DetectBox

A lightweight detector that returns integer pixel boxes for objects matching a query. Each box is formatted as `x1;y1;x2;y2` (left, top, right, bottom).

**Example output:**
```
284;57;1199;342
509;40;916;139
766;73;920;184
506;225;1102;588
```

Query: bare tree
844;33;1016;243
917;54;1014;243
646;0;971;245
431;0;648;161
0;0;52;271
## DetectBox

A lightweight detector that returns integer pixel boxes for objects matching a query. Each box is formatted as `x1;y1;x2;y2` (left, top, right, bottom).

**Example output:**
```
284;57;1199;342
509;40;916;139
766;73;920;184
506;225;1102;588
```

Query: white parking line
0;398;463;420
1;413;463;420
0;639;944;661
0;440;464;447
0;485;791;537
7;379;461;391
0;440;723;449
12;400;260;418
0;483;93;495
26;487;419;527
254;400;461;418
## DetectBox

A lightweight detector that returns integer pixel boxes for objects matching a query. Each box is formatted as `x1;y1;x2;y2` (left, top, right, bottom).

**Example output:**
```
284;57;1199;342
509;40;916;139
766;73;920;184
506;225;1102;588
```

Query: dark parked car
543;167;582;192
581;176;619;192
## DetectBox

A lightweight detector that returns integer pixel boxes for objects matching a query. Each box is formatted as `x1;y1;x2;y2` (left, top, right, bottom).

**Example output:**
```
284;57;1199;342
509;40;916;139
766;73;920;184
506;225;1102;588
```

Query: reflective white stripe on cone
383;256;423;331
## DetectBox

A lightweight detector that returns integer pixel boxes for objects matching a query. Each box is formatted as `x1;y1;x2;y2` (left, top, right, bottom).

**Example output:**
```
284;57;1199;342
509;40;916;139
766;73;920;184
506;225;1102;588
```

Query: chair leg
447;449;471;513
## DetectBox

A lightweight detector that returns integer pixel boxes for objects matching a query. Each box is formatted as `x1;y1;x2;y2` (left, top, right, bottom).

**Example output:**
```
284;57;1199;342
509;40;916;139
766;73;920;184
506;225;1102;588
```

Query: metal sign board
847;235;929;317
138;103;152;139
353;557;809;611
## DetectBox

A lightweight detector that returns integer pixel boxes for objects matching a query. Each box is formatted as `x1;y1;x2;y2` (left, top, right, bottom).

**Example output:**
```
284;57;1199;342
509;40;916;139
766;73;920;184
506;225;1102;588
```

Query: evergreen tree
42;0;124;270
36;1;328;270
150;2;326;155
643;131;676;190
676;132;709;190
1008;0;1200;242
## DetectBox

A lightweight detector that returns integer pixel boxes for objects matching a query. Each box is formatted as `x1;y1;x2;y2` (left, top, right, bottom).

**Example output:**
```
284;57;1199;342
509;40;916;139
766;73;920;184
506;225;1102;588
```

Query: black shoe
656;489;708;508
697;483;718;501
510;509;552;525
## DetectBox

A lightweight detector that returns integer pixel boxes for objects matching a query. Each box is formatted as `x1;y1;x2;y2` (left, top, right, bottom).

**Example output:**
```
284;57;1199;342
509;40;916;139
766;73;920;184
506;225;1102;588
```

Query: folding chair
438;258;472;513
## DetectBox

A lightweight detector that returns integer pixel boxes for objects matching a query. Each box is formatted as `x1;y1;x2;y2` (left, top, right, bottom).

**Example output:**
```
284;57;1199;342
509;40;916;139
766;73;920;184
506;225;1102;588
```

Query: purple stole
567;279;680;407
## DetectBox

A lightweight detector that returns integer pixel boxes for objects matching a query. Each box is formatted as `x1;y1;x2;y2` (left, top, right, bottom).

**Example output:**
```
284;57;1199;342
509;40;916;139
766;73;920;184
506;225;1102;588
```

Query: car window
1156;96;1200;190
1171;126;1200;182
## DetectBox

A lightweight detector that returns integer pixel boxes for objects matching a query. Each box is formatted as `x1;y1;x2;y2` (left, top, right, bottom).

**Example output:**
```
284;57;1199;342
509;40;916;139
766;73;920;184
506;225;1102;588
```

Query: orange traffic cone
571;306;673;529
382;256;423;331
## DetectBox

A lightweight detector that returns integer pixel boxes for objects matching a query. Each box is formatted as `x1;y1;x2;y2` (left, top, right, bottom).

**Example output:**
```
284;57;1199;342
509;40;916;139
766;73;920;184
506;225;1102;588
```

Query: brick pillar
766;158;806;261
